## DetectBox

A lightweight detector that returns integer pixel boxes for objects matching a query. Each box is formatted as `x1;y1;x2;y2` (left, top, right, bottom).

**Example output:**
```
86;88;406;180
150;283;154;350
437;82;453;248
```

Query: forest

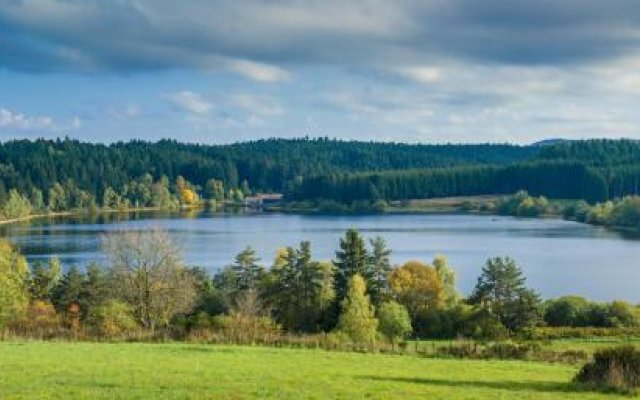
0;138;638;224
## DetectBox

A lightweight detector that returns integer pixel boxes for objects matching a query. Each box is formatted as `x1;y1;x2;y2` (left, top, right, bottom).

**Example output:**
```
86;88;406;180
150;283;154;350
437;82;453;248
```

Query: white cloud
0;107;80;132
228;60;290;83
397;66;443;84
166;91;214;115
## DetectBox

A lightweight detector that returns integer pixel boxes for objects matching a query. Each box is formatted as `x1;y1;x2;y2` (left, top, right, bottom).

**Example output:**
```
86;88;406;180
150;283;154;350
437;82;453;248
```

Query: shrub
575;346;640;392
87;300;139;339
211;313;281;345
377;301;412;347
532;326;640;340
544;296;590;327
436;341;541;361
483;342;541;360
9;301;62;339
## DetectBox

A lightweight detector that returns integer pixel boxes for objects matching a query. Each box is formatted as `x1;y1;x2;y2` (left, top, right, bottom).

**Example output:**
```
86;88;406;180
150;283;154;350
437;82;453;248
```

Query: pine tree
368;236;392;306
231;246;263;292
334;229;369;301
52;265;85;314
468;257;542;333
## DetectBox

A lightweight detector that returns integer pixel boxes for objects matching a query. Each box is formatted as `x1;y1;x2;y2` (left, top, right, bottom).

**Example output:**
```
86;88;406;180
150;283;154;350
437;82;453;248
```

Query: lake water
1;211;638;301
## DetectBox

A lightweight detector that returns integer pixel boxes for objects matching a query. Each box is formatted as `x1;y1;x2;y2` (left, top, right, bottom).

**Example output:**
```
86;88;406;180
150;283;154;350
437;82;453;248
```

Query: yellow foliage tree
389;260;444;319
336;274;378;345
0;239;30;328
180;188;198;205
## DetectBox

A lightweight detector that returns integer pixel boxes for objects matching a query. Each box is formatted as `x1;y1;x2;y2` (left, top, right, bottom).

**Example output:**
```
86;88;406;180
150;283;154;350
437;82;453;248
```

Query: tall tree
468;257;542;333
103;230;198;331
336;274;378;345
368;236;392;306
29;257;61;301
0;239;29;328
334;229;369;301
270;242;332;332
433;255;458;307
389;260;444;321
230;246;263;293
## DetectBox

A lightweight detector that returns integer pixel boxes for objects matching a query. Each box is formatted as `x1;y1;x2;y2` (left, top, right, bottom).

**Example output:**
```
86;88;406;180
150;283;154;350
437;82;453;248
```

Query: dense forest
292;139;640;203
0;137;638;220
0;137;536;200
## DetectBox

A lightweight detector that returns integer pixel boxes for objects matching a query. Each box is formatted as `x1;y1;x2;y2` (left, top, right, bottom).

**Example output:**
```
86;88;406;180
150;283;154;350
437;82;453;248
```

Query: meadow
0;341;634;400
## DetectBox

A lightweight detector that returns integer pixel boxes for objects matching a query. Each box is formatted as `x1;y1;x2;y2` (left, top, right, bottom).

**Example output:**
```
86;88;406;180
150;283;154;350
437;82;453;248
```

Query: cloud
166;91;213;115
0;107;81;132
2;1;640;144
2;0;640;75
396;66;443;84
228;60;289;83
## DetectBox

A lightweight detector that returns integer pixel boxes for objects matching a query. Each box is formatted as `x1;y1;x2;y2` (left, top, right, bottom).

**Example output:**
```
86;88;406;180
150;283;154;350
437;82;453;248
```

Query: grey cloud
2;0;640;74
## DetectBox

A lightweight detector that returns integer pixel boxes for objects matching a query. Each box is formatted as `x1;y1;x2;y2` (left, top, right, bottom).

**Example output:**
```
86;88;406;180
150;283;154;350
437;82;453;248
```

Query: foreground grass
0;342;633;399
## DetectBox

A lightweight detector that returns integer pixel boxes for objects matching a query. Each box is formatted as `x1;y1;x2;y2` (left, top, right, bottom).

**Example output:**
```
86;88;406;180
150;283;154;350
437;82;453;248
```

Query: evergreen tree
80;263;109;319
368;236;392;306
29;257;62;301
231;246;263;292
52;265;85;315
468;257;542;333
334;229;369;301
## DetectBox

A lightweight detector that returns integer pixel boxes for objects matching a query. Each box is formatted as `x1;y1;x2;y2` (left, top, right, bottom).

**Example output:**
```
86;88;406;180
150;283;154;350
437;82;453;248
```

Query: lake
1;211;638;301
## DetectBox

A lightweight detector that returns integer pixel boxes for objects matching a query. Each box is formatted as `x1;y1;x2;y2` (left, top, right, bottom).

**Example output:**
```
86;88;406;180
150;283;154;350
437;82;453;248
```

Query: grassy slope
0;342;631;399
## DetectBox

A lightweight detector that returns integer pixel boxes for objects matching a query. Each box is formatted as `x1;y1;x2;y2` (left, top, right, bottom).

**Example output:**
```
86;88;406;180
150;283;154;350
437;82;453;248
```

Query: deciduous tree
336;274;378;345
103;230;198;331
389;260;444;320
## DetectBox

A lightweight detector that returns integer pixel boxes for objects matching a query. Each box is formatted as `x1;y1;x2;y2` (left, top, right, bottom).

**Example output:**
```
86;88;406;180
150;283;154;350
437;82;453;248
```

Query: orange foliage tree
389;260;444;319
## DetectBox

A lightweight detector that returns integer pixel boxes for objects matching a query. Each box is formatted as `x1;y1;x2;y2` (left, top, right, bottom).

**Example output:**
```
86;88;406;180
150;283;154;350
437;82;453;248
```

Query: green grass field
0;342;633;399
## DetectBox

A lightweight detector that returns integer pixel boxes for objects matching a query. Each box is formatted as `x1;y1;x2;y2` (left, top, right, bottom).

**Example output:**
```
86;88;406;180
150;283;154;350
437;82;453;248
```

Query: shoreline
0;200;637;236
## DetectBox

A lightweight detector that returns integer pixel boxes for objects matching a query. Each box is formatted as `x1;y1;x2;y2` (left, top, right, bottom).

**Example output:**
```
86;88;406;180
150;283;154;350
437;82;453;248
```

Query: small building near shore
243;193;283;208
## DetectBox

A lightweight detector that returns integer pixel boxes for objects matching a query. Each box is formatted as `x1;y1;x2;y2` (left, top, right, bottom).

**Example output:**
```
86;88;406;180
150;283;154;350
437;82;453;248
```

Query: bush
436;341;541;361
575;346;640;392
377;301;412;346
532;326;640;340
544;296;590;327
483;342;541;360
211;313;281;345
414;306;471;339
9;301;62;339
87;300;139;339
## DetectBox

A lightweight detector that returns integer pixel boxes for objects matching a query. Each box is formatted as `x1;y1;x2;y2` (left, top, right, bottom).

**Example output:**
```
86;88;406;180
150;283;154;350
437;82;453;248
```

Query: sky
1;1;640;144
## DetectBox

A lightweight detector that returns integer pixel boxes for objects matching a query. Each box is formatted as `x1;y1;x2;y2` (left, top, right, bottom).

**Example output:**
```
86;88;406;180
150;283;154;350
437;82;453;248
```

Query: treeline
1;138;639;219
1;229;638;346
0;137;535;205
468;191;640;230
0;173;251;220
292;139;640;204
292;161;611;203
